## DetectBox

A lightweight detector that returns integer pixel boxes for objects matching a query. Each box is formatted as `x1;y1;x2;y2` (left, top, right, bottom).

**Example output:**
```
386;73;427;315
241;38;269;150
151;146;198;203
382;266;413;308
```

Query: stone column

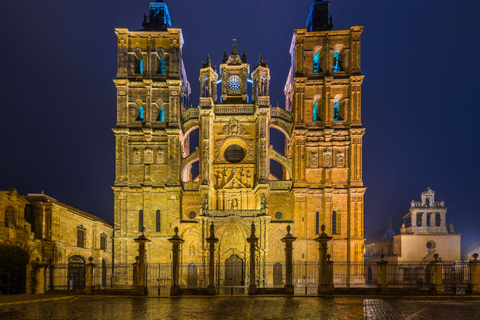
134;227;151;294
281;225;296;295
168;226;184;296
429;254;444;294
85;257;96;294
247;222;259;295
315;225;333;294
35;259;47;295
206;222;219;295
376;254;388;288
470;253;480;294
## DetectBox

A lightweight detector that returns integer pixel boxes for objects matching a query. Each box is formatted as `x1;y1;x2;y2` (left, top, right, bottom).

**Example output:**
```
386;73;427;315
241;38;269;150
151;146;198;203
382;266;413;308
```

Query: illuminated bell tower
284;0;365;265
112;0;190;264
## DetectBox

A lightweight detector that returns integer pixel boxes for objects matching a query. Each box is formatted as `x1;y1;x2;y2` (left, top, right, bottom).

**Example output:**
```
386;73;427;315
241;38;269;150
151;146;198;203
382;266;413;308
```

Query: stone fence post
281;225;296;295
315;225;333;294
470;253;480;294
247;222;259;295
429;254;444;294
206;222;219;295
377;254;388;288
134;227;151;294
85;257;96;294
168;226;184;296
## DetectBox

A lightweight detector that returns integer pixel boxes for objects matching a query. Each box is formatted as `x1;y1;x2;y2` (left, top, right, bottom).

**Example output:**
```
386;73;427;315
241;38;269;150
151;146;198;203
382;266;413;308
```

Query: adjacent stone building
0;188;113;293
365;188;461;262
112;0;366;287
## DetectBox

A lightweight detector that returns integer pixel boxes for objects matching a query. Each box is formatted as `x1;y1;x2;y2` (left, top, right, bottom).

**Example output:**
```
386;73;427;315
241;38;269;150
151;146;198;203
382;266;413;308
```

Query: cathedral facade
113;0;365;282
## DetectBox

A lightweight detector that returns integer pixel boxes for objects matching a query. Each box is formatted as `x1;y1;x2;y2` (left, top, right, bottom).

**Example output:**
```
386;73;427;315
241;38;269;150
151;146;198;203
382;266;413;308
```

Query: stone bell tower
284;0;365;264
112;0;190;264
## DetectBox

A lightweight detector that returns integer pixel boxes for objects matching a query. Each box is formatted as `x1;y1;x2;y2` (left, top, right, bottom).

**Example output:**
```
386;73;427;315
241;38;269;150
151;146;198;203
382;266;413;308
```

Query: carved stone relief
222;118;245;136
323;150;332;168
157;148;165;164
144;148;153;164
336;152;345;168
310;152;318;168
133;148;141;164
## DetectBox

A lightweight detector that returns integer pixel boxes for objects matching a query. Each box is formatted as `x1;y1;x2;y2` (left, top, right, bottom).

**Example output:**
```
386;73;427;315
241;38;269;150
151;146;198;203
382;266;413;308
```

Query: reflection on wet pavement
0;296;479;320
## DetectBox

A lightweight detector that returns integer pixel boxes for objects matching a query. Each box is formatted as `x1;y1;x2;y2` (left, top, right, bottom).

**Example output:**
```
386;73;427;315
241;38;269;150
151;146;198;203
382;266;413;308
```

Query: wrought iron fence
39;259;474;295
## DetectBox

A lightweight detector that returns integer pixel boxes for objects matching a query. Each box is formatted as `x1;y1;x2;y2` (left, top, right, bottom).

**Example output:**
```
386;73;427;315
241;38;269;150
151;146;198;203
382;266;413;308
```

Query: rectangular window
315;211;319;234
435;213;441;226
100;235;107;251
139;210;144;232
332;211;337;235
77;228;85;248
156;210;161;232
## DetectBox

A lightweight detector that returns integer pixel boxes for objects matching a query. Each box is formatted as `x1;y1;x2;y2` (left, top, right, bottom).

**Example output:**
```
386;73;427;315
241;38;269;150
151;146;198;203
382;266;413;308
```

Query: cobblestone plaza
1;296;480;320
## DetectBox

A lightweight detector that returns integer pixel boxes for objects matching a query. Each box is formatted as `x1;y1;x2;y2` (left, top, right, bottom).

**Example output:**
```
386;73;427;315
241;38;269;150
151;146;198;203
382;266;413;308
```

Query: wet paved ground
0;296;479;320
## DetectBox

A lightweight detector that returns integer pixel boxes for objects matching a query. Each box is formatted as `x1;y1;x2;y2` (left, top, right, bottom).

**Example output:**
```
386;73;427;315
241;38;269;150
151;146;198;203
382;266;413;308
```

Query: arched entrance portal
273;262;283;286
68;255;85;290
224;254;243;291
0;245;29;295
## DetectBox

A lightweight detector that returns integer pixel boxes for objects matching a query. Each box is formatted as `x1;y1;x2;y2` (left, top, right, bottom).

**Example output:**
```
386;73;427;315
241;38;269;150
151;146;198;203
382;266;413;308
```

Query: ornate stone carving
133;148;141;164
323;150;332;168
222;118;246;136
336;152;345;168
157;148;165;164
310;152;318;168
144;148;153;164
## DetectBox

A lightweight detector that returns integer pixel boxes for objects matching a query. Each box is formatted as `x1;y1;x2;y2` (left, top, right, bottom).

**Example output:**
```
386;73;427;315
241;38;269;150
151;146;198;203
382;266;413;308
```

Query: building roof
24;193;113;227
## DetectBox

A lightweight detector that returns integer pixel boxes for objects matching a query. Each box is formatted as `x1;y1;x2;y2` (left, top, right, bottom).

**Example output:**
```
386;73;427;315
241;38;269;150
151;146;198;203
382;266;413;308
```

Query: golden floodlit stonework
113;1;365;285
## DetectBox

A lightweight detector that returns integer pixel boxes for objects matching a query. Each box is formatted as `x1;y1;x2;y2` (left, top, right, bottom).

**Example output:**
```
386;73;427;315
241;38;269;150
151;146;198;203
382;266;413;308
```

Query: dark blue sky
1;0;479;244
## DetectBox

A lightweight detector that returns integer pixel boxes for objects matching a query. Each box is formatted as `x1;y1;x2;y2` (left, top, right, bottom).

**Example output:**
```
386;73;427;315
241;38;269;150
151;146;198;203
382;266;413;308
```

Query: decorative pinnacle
231;39;238;55
141;226;146;235
210;222;215;238
242;50;247;63
286;225;291;233
321;225;326;233
174;226;179;235
222;50;228;63
250;221;256;236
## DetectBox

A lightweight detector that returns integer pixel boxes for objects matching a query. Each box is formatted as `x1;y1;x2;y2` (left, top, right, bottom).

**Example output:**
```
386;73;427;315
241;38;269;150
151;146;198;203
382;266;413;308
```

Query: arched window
157;106;164;121
135;51;143;75
332;210;337;234
333;52;343;72
313;51;321;73
203;77;208;97
156;210;161;232
435;213;441;226
416;213;423;227
313;102;320;121
136;106;144;121
138;210;144;232
333;101;342;121
158;50;165;75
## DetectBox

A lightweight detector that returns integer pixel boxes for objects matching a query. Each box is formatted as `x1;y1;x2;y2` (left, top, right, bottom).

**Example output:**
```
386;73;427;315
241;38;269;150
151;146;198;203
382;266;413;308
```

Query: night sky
1;0;479;244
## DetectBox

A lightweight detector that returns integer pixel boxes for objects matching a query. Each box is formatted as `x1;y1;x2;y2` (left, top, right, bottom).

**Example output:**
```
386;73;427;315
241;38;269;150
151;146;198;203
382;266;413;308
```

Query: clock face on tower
228;75;241;90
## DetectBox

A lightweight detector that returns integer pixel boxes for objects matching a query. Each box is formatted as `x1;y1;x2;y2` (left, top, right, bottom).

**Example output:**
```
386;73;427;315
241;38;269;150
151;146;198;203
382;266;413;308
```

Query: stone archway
68;255;85;290
0;245;29;295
